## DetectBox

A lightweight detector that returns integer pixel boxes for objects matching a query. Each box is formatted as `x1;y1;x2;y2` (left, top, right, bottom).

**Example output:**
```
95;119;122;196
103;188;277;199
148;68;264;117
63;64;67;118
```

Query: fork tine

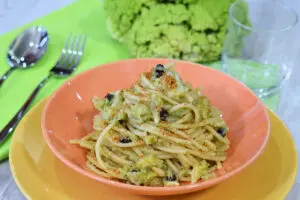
60;35;78;68
63;35;87;71
52;33;86;74
68;35;78;53
80;35;87;54
73;35;87;68
67;34;83;68
63;33;72;51
56;33;72;65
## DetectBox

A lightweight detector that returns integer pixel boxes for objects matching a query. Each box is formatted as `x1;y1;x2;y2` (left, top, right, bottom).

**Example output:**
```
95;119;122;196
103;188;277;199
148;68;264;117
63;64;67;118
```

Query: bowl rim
41;58;270;194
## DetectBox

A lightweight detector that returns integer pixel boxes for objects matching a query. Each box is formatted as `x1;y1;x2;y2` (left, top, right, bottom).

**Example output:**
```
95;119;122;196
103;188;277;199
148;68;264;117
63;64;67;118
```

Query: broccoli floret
137;155;165;169
104;0;143;41
104;0;244;62
130;104;152;122
190;160;209;183
143;135;158;145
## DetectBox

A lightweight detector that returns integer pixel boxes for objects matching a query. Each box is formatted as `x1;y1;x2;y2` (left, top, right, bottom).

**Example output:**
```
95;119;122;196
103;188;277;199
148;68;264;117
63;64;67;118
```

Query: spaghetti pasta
70;63;230;186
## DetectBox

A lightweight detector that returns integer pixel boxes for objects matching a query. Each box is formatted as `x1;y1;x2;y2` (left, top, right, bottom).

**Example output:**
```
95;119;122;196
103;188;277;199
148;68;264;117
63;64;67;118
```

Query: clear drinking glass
222;0;298;98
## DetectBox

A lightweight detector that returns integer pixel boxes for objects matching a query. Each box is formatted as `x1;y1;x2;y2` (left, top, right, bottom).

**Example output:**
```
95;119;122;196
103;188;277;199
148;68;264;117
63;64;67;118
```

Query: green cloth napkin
0;0;278;161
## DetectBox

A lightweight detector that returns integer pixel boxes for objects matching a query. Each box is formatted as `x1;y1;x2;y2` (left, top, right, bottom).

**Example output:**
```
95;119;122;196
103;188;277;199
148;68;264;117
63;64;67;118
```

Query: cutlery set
0;26;87;144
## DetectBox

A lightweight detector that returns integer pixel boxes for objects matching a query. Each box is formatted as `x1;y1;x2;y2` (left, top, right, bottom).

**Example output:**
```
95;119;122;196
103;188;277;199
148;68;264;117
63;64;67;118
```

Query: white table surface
0;0;299;199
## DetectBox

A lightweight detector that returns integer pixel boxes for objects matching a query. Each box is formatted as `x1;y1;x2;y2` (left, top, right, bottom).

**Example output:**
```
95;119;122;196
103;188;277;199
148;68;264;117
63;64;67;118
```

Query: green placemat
0;0;278;161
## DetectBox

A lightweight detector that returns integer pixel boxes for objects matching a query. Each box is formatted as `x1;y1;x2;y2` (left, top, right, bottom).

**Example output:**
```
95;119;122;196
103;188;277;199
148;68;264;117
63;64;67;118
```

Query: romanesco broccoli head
104;0;236;62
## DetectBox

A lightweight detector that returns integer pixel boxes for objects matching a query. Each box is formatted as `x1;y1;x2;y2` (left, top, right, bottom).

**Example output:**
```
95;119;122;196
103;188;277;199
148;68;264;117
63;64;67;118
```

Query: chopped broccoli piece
130;104;152;122
190;160;209;183
137;155;164;168
144;135;158;145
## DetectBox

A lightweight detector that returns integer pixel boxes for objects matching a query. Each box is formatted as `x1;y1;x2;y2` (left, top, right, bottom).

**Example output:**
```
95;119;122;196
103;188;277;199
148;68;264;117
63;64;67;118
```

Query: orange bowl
42;58;270;196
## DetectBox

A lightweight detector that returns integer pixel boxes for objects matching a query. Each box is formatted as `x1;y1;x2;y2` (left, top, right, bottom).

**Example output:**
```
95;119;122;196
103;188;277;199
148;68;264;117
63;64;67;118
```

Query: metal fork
0;34;87;144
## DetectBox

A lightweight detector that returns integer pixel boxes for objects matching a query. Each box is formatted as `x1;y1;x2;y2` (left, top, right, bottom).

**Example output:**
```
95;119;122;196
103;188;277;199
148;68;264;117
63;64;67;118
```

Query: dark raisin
155;64;165;78
189;166;193;170
104;93;114;101
120;137;132;143
160;108;168;121
217;127;227;137
164;174;177;181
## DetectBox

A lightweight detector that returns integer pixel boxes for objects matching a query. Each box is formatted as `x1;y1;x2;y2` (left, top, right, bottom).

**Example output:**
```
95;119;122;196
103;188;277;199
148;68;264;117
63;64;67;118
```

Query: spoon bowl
0;26;49;86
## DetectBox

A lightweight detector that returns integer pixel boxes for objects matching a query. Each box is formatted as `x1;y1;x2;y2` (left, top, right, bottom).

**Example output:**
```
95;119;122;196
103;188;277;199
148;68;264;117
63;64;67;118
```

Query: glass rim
229;0;298;33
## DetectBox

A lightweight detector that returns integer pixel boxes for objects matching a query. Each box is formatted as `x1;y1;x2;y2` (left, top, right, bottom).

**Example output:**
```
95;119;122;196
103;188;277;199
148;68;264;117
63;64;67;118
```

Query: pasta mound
70;63;230;186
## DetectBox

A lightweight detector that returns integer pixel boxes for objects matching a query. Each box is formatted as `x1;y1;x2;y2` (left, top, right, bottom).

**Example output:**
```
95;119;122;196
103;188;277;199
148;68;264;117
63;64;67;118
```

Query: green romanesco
104;0;238;62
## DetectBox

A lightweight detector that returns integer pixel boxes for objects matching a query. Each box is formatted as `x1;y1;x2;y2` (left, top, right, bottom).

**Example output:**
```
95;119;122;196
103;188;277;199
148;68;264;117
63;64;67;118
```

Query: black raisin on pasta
104;93;114;101
155;64;165;78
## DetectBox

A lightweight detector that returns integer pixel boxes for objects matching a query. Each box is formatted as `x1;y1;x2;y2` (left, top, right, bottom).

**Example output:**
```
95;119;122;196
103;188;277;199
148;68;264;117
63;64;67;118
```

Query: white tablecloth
0;0;299;199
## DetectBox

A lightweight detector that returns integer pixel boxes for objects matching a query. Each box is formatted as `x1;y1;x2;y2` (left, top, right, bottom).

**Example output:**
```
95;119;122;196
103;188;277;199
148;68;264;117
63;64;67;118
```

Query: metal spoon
0;26;49;87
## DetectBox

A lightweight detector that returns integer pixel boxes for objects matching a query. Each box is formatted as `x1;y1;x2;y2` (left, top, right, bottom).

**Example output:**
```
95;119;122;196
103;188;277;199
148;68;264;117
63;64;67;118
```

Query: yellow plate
10;99;297;200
